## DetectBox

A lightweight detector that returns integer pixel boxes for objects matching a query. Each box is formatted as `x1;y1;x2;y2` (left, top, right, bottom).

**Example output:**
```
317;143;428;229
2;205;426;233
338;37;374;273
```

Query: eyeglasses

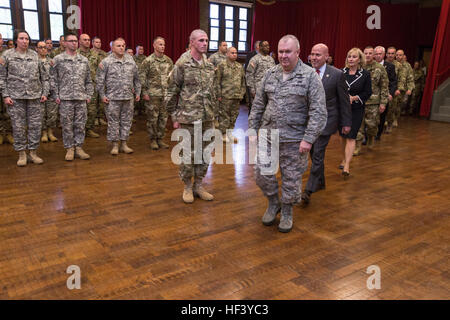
66;40;78;43
37;46;46;49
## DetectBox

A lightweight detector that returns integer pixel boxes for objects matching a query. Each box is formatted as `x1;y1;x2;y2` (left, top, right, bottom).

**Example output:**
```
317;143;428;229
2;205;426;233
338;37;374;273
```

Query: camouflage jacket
165;51;217;124
246;53;275;96
49;47;64;58
413;69;425;92
50;52;94;101
209;51;227;67
249;61;327;144
93;49;108;61
403;61;415;92
77;48;100;84
140;53;174;97
134;54;147;69
216;59;246;100
96;53;141;100
392;60;408;92
1;48;49;99
365;62;389;106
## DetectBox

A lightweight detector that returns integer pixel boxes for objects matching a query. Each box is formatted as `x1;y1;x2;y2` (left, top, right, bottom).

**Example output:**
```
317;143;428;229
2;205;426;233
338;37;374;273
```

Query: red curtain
79;0;199;61
420;0;450;117
253;0;434;68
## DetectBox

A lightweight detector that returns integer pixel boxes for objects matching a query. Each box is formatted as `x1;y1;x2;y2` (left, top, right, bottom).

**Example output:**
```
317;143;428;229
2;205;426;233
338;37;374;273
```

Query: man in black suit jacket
302;44;352;205
375;46;397;140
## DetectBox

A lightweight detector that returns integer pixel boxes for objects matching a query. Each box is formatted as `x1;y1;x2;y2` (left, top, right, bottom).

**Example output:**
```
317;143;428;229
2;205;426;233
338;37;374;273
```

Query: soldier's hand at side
342;126;351;135
173;122;180;129
102;97;110;104
395;90;401;96
218;97;222;102
143;94;150;101
4;97;14;106
135;95;140;102
299;141;312;154
86;99;91;104
55;98;61;105
40;96;47;103
249;135;257;144
379;104;386;113
406;90;412;96
388;94;393;102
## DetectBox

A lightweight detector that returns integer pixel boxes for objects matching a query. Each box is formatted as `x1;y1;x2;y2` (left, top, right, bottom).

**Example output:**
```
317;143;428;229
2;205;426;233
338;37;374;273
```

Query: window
209;1;252;53
48;0;64;41
0;0;13;39
22;0;40;40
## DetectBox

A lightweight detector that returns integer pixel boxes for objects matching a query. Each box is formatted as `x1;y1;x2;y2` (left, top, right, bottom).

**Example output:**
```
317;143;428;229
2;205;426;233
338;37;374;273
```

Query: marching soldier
208;41;227;67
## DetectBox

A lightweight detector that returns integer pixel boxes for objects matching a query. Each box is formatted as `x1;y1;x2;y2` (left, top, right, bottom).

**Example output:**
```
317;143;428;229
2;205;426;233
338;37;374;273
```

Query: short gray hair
279;35;300;50
375;46;385;54
189;29;207;42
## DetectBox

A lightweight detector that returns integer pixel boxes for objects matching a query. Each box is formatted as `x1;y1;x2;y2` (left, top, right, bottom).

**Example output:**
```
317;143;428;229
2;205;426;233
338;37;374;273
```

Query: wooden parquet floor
0;107;449;300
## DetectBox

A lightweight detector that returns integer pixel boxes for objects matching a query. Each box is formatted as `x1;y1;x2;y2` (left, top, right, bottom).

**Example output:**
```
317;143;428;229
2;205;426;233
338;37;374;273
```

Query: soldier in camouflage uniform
400;54;415;115
165;29;217;204
0;32;14;145
215;46;246;143
140;37;174;150
408;61;425;115
77;34;101;138
249;35;327;233
44;39;53;57
49;35;65;58
208;41;227;68
91;36;108;125
246;41;275;108
354;46;388;154
96;38;141;156
36;41;58;143
50;33;93;161
133;45;147;117
1;30;49;167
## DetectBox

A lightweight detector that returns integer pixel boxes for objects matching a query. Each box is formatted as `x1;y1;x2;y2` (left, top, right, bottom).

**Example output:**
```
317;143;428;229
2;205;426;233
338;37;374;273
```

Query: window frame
0;0;14;40
208;1;253;54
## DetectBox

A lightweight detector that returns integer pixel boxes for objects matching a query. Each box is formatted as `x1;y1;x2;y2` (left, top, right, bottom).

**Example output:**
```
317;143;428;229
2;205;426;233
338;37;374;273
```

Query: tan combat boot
367;136;375;149
393;119;398;128
47;128;58;142
193;180;214;201
6;134;14;145
99;118;107;126
157;139;169;149
120;141;134;154
87;129;100;138
17;151;27;167
111;142;119;156
28;150;44;165
41;130;48;143
183;180;194;204
65;148;75;161
353;140;362;156
75;147;90;160
150;140;159;150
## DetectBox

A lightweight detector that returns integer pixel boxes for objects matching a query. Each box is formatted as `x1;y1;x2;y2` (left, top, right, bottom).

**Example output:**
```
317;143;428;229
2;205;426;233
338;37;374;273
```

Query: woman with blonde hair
339;48;372;178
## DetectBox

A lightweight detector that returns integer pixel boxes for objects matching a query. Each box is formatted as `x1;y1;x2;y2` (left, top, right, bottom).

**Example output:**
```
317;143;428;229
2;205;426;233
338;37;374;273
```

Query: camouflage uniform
401;61;415;114
96;54;141;142
92;49;108;120
357;61;389;142
1;49;49;151
165;51;217;183
0;48;12;138
49;47;64;58
134;54;147;116
246;53;275;98
40;56;58;131
216;59;246;134
248;61;327;205
388;60;413;126
50;52;94;149
408;68;425;114
208;51;226;68
77;48;100;132
140;53;174;142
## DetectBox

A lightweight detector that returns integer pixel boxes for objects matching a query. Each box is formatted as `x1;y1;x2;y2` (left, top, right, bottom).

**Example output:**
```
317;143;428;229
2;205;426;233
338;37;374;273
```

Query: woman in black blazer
339;48;372;177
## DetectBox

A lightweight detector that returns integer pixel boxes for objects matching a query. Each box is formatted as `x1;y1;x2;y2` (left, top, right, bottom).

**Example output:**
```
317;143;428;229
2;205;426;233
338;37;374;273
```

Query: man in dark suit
374;46;397;140
302;44;352;205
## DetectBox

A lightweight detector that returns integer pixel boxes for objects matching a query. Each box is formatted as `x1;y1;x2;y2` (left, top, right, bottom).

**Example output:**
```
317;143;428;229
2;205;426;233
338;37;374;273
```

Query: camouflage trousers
95;92;106;119
387;92;405;125
0;98;12;135
218;98;240;135
408;89;422;115
179;121;214;183
255;139;309;205
7;99;42;151
86;90;98;131
59;100;87;149
41;98;59;130
105;100;134;142
357;104;380;141
145;97;168;141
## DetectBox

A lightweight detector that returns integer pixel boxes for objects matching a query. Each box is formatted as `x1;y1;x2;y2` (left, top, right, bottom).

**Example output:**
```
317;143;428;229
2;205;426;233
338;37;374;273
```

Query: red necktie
316;69;320;76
